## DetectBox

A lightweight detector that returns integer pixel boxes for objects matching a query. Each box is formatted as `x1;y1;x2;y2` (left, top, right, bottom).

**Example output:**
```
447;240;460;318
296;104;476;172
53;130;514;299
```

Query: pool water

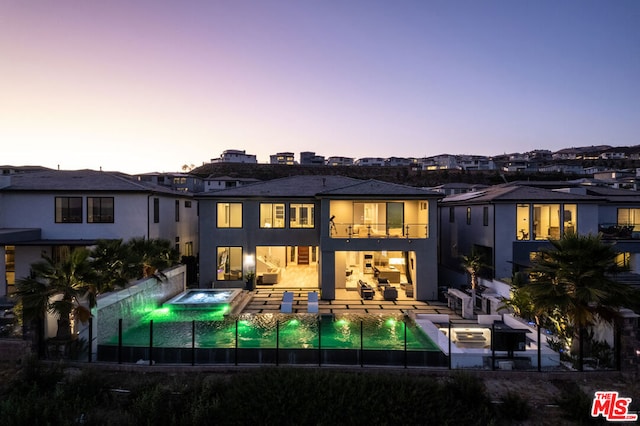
164;289;241;310
103;310;439;351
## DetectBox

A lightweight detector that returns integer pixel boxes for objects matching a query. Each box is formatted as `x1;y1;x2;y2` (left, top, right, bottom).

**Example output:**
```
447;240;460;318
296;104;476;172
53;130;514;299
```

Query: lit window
290;204;315;228
217;246;243;280
260;203;285;228
516;204;529;240
533;204;560;240
217;203;242;228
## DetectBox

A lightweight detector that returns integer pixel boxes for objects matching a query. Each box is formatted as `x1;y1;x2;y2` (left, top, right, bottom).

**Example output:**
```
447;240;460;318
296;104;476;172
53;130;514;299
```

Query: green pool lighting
386;318;397;327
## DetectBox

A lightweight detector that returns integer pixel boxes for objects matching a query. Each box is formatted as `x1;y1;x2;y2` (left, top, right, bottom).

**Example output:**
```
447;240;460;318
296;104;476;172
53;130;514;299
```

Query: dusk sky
2;1;639;174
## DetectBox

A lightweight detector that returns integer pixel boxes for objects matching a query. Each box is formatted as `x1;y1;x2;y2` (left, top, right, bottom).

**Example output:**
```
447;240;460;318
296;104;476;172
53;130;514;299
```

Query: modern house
211;149;258;164
196;175;442;300
0;169;198;296
269;152;295;165
135;172;205;193
203;175;261;192
439;184;601;286
325;156;355;167
299;151;325;166
439;181;640;290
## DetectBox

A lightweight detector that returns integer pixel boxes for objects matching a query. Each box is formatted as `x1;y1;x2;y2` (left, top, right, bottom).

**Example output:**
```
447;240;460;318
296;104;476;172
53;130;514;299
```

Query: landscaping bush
0;365;503;425
497;391;531;422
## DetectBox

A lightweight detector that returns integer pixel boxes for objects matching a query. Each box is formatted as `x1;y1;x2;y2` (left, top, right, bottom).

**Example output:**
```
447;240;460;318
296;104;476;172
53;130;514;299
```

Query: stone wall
87;265;186;350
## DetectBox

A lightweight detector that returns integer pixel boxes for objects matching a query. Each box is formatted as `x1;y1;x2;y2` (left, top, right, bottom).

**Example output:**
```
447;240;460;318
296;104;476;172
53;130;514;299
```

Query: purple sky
1;1;639;173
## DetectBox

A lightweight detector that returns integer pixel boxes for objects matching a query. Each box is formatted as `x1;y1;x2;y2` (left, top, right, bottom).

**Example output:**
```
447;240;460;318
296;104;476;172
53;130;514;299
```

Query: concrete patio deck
242;286;470;322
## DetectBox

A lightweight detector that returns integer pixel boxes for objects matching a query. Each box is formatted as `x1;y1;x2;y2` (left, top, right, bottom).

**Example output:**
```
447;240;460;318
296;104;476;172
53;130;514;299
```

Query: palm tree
90;239;137;293
521;232;634;368
461;249;488;312
127;237;180;280
15;248;98;341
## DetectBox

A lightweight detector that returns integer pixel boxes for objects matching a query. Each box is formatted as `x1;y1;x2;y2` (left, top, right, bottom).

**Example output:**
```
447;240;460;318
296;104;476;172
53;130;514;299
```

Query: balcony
329;222;428;239
598;223;637;239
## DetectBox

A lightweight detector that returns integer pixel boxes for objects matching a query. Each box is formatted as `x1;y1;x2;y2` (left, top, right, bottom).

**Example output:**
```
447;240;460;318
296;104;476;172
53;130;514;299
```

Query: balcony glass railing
598;223;638;239
329;222;428;239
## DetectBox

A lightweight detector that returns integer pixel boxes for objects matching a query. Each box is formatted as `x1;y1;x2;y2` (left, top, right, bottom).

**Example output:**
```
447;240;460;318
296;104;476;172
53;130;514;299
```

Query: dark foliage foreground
0;360;531;426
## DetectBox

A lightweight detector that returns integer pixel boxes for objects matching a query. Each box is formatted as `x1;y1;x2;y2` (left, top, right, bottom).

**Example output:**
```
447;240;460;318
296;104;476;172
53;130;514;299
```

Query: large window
521;203;576;240
217;203;242;228
290;203;315;228
516;204;530;240
618;208;640;231
563;204;576;234
217;246;243;280
55;197;82;223
87;197;114;223
175;200;180;222
260;203;285;228
533;204;561;240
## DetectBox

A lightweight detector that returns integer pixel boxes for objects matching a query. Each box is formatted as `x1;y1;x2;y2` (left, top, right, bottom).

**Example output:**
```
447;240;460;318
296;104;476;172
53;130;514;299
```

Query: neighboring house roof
196;175;361;198
319;179;443;198
204;175;261;183
195;175;440;199
441;185;600;205
581;186;640;203
0;169;188;196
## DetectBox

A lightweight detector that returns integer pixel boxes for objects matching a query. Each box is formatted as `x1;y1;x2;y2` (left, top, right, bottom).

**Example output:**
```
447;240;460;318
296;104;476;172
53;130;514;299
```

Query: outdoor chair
308;291;318;313
281;291;294;313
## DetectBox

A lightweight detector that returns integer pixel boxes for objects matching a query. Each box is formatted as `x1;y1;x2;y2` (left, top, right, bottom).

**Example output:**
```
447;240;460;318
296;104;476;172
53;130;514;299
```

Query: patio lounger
281;291;294;313
308;291;318;313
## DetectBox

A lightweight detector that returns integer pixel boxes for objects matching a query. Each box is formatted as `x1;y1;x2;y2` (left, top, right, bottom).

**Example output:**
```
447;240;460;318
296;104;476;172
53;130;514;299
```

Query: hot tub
164;289;242;309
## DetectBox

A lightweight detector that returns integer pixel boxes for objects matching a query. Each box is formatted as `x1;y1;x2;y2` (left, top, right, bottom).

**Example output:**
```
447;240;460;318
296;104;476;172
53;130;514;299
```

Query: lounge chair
307;291;318;313
281;291;293;313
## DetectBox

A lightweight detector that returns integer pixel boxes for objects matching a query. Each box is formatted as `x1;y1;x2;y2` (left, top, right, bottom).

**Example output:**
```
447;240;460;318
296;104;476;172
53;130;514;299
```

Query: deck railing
329;222;428;239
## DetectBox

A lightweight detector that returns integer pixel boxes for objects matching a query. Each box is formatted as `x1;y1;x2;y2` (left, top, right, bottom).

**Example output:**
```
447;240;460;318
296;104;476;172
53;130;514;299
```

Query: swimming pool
97;310;447;366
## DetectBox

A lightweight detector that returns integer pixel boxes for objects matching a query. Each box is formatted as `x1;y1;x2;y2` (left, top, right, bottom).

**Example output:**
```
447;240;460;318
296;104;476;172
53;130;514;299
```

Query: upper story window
563;205;576;234
175;200;180;222
87;197;114;223
153;198;160;223
290;203;315;228
449;207;455;223
466;207;471;225
518;203;577;241
185;200;192;208
533;204;561;240
217;202;242;228
55;197;82;223
483;206;489;226
516;204;530;240
260;203;285;228
329;200;428;238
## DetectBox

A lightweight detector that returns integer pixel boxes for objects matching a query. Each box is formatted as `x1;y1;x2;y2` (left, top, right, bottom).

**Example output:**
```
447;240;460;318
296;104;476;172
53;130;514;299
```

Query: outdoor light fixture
244;254;255;270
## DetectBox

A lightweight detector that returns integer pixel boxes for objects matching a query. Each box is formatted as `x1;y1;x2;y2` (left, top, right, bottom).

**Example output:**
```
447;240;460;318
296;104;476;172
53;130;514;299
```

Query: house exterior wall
199;196;320;288
198;183;441;301
1;188;198;296
0;191;197;254
441;194;609;288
